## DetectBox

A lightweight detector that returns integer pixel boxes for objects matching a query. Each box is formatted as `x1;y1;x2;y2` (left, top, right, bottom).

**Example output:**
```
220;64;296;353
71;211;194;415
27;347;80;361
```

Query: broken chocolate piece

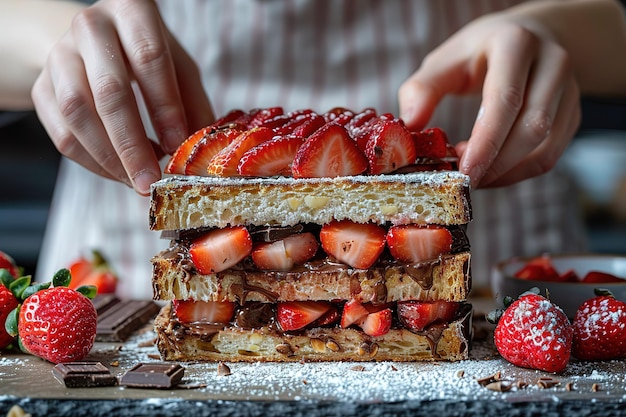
96;300;160;342
52;362;117;388
119;362;184;389
91;294;121;316
249;224;304;242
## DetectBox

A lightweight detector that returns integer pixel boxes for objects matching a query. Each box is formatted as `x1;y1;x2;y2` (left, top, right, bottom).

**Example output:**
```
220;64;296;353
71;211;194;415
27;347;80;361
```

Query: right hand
31;0;214;195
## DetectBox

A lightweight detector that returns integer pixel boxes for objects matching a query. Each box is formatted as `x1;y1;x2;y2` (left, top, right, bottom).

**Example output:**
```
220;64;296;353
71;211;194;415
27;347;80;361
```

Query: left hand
398;14;581;189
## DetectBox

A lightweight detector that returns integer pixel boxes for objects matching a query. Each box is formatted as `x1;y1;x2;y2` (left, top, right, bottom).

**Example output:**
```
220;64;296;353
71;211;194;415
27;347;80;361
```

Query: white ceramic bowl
490;254;626;318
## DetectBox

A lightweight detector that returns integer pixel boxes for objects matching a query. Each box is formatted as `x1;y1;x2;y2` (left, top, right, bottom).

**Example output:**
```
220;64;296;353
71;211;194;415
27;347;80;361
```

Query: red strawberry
184;128;242;176
513;255;561;281
207;127;275;176
323;107;353;124
189;226;253;274
260;109;314;130
397;300;459;332
572;290;626;361
212;109;246;128
18;286;97;363
276;301;332;331
581;271;624;283
0;250;20;278
316;304;340;327
247;107;284;128
413;127;450;159
251;232;319;271
164;127;211;175
0;285;19;348
173;300;236;325
319;220;386;269
346;108;377;135
359;308;392;337
292;124;368;178
340;299;370;328
68;249;118;294
491;291;572;373
363;119;417;174
386;225;452;263
237;135;304;177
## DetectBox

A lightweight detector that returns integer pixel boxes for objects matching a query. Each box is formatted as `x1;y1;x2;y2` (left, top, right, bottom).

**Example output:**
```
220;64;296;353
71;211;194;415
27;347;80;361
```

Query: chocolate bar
96;300;160;342
119;362;184;389
52;362;117;388
91;294;121;315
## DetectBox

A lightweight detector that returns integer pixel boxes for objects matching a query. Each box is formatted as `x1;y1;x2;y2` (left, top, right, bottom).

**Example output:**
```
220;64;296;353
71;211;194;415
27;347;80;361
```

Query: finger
166;28;215;135
480;76;580;188
478;43;570;185
398;45;472;131
32;68;121;182
459;27;538;187
47;36;130;183
73;8;161;195
110;0;188;153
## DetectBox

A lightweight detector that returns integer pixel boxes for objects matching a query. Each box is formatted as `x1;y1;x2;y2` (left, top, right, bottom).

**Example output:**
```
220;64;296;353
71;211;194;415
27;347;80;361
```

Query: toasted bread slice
152;249;471;303
154;302;472;362
149;172;471;231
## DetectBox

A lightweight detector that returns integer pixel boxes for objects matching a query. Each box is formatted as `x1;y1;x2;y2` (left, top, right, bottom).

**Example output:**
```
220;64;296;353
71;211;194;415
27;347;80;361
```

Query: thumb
398;54;473;131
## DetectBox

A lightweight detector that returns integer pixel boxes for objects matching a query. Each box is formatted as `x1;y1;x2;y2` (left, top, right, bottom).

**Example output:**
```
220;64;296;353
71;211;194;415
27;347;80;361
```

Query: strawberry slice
291;114;326;139
251;232;319;271
212;109;246;128
513;255;561;281
164;127;210;174
316;305;340;327
346;108;377;135
189;226;252;274
413;127;450;159
340;299;370;328
238;135;304;177
386;225;452;263
247;107;284;128
276;301;332;331
319;220;386;269
173;300;236;324
581;271;624;283
184;128;242;176
207;127;275;176
360;308;392;337
323;107;354;125
397;300;459;332
364;119;417;174
292;123;368;178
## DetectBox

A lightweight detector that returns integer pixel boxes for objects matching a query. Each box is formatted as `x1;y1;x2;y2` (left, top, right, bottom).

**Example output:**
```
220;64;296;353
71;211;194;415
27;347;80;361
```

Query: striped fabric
37;0;588;299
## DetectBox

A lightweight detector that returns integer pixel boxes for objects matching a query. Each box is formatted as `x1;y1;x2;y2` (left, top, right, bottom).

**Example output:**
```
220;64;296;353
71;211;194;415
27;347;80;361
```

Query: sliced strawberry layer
207;127;275;176
364;118;417;174
164;127;210;174
251;232;319;271
184;128;242;176
397;300;459;332
173;300;236;324
413;127;449;159
189;226;253;274
277;301;333;331
238;135;304;177
319;220;386;269
386;225;452;263
292;123;368;178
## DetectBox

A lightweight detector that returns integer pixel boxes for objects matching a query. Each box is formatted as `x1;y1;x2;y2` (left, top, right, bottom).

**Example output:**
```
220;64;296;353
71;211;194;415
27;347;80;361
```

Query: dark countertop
2;300;626;417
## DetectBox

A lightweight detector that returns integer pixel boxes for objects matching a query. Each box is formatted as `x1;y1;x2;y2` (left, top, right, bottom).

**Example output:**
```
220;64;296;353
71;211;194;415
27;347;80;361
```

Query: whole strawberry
0;249;21;278
0;284;18;348
572;289;626;361
5;269;97;363
490;289;572;373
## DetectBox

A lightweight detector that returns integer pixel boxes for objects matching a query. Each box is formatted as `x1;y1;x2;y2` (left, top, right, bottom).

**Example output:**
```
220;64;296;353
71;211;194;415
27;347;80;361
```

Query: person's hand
398;12;581;189
31;0;213;195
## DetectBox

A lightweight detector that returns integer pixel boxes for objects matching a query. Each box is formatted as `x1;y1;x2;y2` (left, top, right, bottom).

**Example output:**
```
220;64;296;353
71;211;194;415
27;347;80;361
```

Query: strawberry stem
0;269;13;287
76;285;98;300
9;275;31;300
5;306;19;337
594;288;614;297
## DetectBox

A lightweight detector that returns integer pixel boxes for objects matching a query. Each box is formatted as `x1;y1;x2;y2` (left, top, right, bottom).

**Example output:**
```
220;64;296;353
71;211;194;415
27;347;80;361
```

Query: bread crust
152;250;471;303
149;172;472;231
154;302;472;362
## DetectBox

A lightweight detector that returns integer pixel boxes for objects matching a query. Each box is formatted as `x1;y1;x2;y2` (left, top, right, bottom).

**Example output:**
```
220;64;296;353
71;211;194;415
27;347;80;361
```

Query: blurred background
1;97;625;276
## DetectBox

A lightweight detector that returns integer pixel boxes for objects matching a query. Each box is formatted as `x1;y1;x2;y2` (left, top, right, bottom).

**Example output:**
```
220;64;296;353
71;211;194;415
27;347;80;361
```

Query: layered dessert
149;107;473;362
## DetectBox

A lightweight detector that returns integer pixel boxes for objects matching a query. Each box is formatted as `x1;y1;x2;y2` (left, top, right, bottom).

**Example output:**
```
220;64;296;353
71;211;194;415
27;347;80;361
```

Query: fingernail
163;127;186;154
133;170;160;195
